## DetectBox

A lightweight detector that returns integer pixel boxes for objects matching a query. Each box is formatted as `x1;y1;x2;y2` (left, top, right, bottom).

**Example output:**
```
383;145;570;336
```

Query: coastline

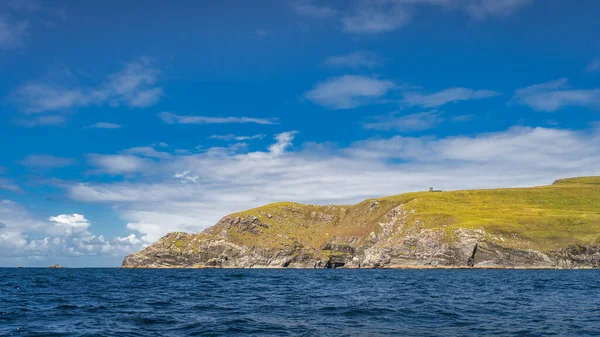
118;265;596;270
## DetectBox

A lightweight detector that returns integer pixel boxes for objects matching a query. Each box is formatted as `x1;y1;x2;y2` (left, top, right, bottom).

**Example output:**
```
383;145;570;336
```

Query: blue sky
1;0;599;267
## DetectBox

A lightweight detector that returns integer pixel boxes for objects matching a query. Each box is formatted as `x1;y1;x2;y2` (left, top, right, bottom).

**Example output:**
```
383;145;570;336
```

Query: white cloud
0;178;20;192
86;122;122;129
21;154;75;168
104;59;162;108
268;131;298;155
0;200;42;251
48;213;91;236
86;145;172;174
158;112;278;125
87;154;151;174
403;87;501;107
513;79;600;112
340;0;535;34
364;111;442;132
67;125;600;246
0;168;20;192
174;170;199;184
253;29;269;38
0;201;146;261
209;134;265;141
467;0;534;19
323;51;383;69
586;58;600;73
304;75;396;109
342;2;411;34
124;146;171;159
11;58;163;114
292;0;338;18
0;16;28;48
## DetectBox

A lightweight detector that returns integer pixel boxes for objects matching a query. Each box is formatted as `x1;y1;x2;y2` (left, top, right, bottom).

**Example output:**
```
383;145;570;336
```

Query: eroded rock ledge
122;207;600;269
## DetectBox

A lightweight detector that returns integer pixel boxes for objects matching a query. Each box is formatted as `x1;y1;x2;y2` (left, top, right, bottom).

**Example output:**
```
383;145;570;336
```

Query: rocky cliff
122;176;600;269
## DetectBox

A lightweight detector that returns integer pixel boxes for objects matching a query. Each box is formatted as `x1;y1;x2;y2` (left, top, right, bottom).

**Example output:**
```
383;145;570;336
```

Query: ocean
1;268;599;336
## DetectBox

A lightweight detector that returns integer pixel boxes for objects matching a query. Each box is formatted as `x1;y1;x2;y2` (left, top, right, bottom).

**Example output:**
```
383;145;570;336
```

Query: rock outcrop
122;177;600;269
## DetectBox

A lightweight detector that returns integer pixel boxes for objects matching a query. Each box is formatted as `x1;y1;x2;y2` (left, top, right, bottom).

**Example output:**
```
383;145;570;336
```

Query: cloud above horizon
292;0;338;18
10;58;163;114
158;112;278;125
209;134;266;141
21;154;75;169
402;87;501;108
513;79;600;112
0;15;28;48
304;75;396;109
586;59;600;73
64;125;600;246
0;203;144;261
86;122;123;129
295;0;536;34
363;111;443;132
323;51;383;69
305;76;500;110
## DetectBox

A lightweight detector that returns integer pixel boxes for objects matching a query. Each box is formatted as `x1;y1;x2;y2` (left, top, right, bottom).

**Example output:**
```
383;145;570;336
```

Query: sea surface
1;269;600;336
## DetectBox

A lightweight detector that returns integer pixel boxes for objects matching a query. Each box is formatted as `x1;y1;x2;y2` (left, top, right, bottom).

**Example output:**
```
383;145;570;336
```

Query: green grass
164;177;600;254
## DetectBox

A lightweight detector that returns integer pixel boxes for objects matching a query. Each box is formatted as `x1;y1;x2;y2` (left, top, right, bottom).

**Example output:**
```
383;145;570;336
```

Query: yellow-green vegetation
164;177;600;257
379;179;600;250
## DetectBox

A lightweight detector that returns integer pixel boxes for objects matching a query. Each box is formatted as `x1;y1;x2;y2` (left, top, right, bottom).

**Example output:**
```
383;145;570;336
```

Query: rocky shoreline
122;178;600;270
121;215;600;270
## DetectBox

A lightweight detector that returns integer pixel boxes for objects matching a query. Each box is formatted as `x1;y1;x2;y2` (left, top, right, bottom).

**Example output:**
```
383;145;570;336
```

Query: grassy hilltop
125;176;600;268
211;176;600;252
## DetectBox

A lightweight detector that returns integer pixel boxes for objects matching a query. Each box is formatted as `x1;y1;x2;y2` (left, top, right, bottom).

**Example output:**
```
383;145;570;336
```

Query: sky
0;0;599;267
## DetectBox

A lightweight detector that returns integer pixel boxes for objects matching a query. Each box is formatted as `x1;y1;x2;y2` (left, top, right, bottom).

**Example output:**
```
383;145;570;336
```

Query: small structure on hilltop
429;187;443;192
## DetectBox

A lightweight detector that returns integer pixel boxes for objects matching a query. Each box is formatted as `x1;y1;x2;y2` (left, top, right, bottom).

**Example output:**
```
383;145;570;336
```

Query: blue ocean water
1;269;600;336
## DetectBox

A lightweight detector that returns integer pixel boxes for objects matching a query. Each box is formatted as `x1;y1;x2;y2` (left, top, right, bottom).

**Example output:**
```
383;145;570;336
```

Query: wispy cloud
586;58;600;73
0;1;67;49
0;168;20;192
467;0;534;19
87;154;152;175
10;58;163;114
0;16;29;48
209;134;266;141
252;29;269;38
86;122;123;129
158;112;278;125
324;51;383;69
339;0;535;34
292;0;338;18
67;125;600;244
364;111;442;132
403;87;501;107
21;155;75;169
513;78;600;112
342;3;411;34
0;201;145;263
0;179;20;192
124;146;171;159
304;75;396;109
268;131;298;156
87;145;172;175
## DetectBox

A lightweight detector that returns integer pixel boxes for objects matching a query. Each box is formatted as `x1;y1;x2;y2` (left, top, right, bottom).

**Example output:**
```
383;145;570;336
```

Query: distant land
122;177;600;269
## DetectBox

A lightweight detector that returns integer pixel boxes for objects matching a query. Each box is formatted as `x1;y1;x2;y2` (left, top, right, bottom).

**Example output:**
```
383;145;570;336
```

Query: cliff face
122;177;600;269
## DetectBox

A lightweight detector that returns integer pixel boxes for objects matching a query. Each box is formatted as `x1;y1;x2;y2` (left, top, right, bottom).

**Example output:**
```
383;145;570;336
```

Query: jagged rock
122;177;600;269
